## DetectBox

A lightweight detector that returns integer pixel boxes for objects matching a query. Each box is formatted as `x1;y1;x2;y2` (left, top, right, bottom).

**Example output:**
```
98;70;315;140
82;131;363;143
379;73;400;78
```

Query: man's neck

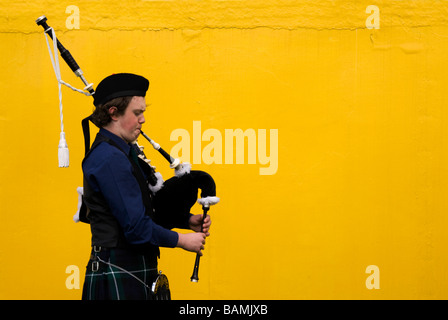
103;124;127;143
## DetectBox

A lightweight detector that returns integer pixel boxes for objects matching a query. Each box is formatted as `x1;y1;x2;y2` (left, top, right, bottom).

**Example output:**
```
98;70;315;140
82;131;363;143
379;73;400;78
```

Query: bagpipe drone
36;16;219;283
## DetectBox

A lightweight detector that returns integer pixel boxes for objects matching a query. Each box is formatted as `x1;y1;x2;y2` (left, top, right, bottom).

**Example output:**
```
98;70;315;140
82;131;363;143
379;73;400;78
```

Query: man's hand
189;214;212;235
177;232;206;255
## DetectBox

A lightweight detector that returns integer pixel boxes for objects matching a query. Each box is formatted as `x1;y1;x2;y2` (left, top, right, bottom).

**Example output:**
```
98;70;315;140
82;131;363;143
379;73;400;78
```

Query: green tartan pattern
82;247;159;300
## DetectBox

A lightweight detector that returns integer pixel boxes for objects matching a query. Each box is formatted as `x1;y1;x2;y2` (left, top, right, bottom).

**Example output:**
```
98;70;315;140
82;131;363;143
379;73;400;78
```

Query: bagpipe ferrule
170;158;181;169
174;162;191;177
148;171;164;194
197;196;220;207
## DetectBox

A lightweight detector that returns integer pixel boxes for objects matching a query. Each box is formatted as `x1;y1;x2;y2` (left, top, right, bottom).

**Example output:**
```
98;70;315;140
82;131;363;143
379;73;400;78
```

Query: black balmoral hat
93;73;149;107
81;73;149;156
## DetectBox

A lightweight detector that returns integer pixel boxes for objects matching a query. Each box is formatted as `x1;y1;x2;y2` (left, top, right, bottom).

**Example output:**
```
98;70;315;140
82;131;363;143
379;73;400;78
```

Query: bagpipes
36;16;219;283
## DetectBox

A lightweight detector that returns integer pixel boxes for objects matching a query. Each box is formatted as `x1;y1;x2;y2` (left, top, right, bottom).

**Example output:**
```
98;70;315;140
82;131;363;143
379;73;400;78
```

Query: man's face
114;96;146;143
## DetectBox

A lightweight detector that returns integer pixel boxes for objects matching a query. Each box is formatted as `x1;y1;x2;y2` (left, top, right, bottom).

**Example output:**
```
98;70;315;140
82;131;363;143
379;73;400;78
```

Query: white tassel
44;28;75;168
58;132;69;168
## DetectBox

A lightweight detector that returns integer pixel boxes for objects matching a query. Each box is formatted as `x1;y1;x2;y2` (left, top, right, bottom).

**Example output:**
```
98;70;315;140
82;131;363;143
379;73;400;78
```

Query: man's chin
133;131;141;142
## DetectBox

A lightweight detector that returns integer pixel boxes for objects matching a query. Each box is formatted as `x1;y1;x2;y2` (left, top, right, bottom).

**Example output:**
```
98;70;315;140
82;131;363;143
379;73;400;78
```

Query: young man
81;73;210;300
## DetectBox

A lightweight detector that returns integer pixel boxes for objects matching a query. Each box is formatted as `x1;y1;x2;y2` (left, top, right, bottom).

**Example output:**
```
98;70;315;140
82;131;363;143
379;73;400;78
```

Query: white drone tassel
45;27;70;167
58;132;69;167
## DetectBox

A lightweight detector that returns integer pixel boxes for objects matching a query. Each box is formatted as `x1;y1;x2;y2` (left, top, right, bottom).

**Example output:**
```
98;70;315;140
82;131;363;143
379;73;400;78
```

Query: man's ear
108;106;119;121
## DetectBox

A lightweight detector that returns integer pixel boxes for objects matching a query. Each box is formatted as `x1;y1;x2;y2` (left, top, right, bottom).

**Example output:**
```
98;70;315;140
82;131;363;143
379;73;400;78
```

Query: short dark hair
91;96;134;127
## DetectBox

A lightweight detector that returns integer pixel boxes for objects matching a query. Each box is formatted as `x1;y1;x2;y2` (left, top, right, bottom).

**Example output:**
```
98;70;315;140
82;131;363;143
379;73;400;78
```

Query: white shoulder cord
44;27;92;167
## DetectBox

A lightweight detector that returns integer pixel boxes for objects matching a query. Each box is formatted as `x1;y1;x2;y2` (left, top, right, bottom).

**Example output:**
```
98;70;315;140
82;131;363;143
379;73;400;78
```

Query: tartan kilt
82;246;159;300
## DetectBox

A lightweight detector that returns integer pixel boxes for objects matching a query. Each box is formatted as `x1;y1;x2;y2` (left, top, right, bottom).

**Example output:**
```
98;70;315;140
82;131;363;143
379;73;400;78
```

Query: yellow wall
1;0;448;299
